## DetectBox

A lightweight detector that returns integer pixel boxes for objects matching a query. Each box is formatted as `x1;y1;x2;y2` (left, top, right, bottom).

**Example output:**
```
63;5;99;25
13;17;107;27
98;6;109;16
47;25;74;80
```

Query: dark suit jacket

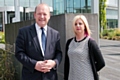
15;23;62;80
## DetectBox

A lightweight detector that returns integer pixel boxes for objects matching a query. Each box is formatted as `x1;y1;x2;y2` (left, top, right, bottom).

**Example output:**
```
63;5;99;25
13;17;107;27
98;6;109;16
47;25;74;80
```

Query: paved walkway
99;39;120;80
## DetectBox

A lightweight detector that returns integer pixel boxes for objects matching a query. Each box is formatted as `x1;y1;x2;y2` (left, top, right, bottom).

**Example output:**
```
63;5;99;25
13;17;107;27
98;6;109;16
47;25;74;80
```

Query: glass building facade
0;0;93;31
53;0;91;15
106;0;118;28
0;0;92;21
106;9;118;28
0;0;119;31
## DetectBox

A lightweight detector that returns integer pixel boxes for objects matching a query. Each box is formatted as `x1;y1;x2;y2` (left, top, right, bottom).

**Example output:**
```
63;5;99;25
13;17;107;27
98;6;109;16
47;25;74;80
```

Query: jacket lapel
29;24;42;55
45;26;51;55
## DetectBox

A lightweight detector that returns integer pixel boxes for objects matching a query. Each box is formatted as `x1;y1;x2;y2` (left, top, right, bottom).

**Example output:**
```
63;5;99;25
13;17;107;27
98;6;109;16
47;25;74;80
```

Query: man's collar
35;23;47;31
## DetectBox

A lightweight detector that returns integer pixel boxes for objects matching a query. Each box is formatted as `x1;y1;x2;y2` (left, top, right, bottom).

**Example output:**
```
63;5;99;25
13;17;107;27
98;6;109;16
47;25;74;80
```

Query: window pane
42;0;52;7
0;0;4;7
5;0;14;6
30;0;40;7
20;0;29;7
53;0;64;15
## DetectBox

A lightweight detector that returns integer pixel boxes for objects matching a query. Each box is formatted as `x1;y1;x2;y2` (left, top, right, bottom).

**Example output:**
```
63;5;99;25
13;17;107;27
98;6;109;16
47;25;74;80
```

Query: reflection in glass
53;0;64;15
65;0;91;14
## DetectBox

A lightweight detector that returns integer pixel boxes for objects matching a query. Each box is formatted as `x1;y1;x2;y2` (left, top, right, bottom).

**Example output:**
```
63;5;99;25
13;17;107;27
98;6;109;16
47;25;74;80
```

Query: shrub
102;29;109;36
0;49;15;80
114;29;120;36
101;28;120;40
0;32;5;43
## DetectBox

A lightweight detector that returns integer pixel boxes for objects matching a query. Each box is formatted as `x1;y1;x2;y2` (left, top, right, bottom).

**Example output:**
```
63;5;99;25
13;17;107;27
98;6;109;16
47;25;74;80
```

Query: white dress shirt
35;23;47;56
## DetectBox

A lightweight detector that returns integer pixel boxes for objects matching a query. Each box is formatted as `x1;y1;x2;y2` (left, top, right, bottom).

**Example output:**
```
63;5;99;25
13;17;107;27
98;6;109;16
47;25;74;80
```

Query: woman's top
68;37;94;80
64;37;105;80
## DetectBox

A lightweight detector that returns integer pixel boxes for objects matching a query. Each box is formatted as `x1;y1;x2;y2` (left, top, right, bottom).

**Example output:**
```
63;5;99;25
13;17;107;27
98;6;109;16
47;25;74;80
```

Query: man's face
34;4;50;27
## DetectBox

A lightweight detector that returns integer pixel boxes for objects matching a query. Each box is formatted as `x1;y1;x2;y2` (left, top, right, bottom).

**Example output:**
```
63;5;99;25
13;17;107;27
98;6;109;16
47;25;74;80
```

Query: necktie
41;28;46;52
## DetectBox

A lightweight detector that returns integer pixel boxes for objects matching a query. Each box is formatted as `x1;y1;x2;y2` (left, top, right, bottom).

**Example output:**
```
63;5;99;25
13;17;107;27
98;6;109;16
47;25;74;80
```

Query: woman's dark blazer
64;37;105;80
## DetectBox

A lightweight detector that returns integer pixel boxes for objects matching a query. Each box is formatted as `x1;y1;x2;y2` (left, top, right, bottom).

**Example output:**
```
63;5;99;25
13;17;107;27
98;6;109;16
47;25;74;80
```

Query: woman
64;15;105;80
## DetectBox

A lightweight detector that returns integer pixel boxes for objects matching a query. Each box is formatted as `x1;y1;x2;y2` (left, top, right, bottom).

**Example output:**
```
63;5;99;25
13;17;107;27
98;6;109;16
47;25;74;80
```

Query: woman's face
73;18;85;34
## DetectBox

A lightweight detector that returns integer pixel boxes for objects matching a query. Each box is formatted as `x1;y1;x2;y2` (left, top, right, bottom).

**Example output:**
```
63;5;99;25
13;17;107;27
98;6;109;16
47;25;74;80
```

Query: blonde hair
72;15;91;36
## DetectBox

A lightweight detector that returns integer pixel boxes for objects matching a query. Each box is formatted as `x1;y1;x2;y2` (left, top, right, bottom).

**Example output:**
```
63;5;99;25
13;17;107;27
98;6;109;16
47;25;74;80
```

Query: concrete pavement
99;39;120;80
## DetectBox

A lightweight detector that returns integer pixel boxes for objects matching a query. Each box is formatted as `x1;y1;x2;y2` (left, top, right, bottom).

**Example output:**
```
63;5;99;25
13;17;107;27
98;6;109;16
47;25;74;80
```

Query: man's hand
35;61;49;73
35;60;56;73
44;60;56;70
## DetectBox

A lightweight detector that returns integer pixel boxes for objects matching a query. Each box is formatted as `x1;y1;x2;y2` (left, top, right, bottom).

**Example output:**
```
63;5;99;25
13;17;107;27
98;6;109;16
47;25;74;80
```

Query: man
15;3;62;80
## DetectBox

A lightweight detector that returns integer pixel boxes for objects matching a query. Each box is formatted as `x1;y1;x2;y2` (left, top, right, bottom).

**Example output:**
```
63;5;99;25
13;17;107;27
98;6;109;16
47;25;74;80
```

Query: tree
99;0;107;33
